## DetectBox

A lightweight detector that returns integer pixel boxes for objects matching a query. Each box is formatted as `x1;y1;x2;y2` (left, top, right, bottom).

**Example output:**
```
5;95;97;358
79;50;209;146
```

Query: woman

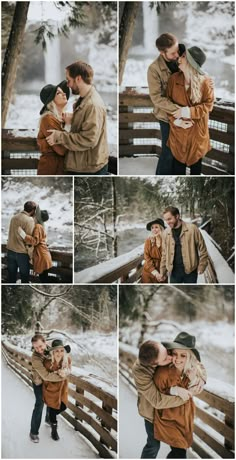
167;46;214;175
153;332;206;459
37;80;70;175
141;218;167;283
43;339;71;441
18;205;53;282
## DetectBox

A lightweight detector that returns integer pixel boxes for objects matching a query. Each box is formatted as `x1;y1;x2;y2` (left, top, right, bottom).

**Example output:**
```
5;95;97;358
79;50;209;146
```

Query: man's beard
72;87;80;95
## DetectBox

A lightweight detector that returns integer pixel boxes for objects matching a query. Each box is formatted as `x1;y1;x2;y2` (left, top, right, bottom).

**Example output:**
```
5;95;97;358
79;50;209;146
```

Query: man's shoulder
86;87;106;109
148;55;164;73
133;359;155;377
11;211;33;223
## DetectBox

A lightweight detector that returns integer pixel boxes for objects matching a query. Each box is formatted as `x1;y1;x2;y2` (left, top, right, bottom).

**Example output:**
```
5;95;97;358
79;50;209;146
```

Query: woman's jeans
141;419;160;458
49;402;66;424
173;157;202;175
167;447;187;458
156;121;174;175
30;383;44;435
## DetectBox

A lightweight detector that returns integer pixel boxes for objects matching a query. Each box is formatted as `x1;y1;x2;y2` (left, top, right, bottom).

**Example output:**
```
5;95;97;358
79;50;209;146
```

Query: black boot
51;422;59;441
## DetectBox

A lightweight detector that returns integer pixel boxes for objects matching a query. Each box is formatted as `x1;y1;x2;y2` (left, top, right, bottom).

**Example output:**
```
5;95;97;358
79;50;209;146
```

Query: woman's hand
46;130;57;145
57;369;67;378
62;112;73;124
18;226;26;239
173;107;191;119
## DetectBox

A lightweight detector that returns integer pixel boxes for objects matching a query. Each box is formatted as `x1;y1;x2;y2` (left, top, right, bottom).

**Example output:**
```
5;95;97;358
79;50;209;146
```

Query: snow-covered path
119;378;197;459
2;359;97;459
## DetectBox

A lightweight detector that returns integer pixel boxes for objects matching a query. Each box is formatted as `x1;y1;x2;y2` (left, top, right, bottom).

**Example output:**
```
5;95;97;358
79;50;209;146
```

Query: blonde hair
150;223;164;248
186;61;206;104
50;348;70;370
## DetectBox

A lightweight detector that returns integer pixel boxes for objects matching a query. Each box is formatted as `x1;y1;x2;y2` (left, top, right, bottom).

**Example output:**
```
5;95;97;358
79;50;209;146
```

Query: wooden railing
119;345;234;459
2;129;117;175
120;89;234;175
2;340;117;458
2;244;72;283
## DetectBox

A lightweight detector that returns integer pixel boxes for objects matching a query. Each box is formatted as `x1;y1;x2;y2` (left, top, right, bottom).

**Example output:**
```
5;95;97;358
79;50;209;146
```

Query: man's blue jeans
30;383;44;435
156;121;174;175
141;419;160;458
170;269;198;284
7;250;30;283
67;163;109;175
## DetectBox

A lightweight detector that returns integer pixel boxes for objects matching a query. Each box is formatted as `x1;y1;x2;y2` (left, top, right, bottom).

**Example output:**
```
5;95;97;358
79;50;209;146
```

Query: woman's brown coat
141;237;166;283
167;72;214;166
37;114;67;175
24;224;52;274
42;357;71;410
153;365;195;449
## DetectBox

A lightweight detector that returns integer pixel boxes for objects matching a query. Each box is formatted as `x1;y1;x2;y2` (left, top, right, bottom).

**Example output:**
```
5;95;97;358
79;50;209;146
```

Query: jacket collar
74;85;95;112
157;54;172;73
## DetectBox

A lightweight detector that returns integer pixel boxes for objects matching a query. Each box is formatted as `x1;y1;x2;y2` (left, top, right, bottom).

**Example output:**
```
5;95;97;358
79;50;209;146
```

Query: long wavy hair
40;100;66;125
186;61;206;104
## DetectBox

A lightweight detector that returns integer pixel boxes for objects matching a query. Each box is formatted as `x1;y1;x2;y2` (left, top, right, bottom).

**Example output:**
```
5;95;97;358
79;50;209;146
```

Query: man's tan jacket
147;55;180;122
53;86;109;173
7;211;35;254
160;221;209;276
31;350;65;385
132;359;185;423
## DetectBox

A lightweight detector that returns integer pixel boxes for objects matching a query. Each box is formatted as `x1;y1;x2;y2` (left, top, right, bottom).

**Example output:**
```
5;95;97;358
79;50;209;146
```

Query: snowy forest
74;176;234;274
120;1;235;101
1;176;73;251
2;1;117;149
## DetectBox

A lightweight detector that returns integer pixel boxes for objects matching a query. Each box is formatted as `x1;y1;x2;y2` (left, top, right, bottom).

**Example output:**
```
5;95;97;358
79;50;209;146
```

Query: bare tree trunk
2;2;30;127
111;177;118;257
119;2;139;85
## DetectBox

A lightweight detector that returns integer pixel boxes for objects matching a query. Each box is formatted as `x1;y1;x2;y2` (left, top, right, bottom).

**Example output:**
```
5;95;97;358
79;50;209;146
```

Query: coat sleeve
195;227;209;272
190;80;214;120
147;65;180;115
53;105;105;152
39;115;68;156
24;225;41;246
32;355;65;382
132;361;185;409
153;367;171;394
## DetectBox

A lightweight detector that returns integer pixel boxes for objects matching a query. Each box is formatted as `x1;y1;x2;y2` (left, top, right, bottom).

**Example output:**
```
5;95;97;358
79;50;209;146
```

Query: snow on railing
2;340;117;458
119;345;234;459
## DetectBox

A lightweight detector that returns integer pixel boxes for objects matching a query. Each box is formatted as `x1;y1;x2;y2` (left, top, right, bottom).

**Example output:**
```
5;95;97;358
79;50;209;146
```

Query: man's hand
198;267;204;274
173;107;191;119
176;387;192;400
46;129;58;146
57;369;67;378
205;76;215;90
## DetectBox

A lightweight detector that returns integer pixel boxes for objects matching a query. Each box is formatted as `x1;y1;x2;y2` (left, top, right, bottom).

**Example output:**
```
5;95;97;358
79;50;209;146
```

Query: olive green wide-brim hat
186;46;206;75
48;339;71;354
35;205;49;226
162;331;201;362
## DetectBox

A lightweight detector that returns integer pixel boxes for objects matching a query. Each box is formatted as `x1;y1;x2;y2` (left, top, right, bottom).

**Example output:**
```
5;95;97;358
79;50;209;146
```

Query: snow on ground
2;358;97;459
119;156;158;176
1;178;73;250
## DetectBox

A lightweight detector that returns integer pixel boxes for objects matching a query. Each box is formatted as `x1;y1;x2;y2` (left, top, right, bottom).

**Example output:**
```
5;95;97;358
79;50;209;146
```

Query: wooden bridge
2;340;117;458
2;129;117;175
119;88;234;175
75;223;234;284
119;343;234;459
1;244;72;283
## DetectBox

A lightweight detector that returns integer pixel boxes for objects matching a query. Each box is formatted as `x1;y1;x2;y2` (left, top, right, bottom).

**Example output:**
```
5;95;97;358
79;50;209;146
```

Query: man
160;206;209;283
7;201;36;283
147;33;191;175
46;60;109;175
133;337;206;458
30;334;65;443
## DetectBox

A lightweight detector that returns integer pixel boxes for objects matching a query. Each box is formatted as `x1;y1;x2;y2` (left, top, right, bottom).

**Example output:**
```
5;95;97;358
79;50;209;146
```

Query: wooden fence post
74;385;84;427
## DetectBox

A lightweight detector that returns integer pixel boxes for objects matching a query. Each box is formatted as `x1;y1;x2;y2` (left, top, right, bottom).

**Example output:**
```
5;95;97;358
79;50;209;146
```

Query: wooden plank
2;158;39;170
195;406;234;445
69;387;117;431
194;423;234;458
197;390;234;416
69;374;117;409
119;112;156;123
62;411;113;458
209;127;234;146
211;109;234;125
120;95;153;107
119;128;161;139
67;401;117;451
91;255;144;283
119;145;159;155
191;438;213;459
